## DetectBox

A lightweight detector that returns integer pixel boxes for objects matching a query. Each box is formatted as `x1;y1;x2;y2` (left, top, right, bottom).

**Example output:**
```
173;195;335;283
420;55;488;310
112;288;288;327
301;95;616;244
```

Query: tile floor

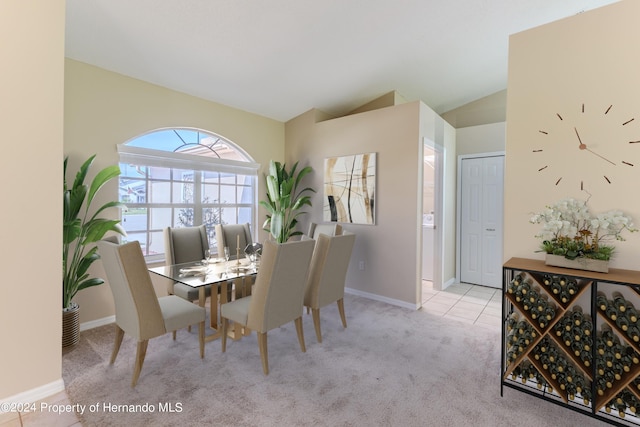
421;280;502;330
1;282;503;426
0;391;81;427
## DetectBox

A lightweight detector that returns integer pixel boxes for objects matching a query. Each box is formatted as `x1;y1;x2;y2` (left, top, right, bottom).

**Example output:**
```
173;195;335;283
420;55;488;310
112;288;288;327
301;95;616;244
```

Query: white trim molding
0;379;65;414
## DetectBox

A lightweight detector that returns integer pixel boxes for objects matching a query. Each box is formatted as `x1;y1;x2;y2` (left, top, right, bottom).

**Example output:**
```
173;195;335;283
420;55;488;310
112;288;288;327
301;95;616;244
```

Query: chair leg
221;317;228;352
337;298;347;328
198;321;205;359
295;317;306;352
172;330;177;340
131;340;148;387
110;325;125;364
258;332;269;375
311;308;322;343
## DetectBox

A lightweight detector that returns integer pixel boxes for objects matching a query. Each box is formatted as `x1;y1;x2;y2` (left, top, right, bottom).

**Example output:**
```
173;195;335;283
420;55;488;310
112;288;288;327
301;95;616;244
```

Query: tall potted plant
63;154;125;347
260;160;315;243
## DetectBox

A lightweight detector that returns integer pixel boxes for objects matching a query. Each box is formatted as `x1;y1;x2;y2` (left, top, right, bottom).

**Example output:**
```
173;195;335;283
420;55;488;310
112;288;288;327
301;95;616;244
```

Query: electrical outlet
358;261;365;271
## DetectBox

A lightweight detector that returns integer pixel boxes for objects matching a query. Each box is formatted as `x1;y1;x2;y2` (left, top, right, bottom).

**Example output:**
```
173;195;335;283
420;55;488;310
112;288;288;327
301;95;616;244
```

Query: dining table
149;258;257;342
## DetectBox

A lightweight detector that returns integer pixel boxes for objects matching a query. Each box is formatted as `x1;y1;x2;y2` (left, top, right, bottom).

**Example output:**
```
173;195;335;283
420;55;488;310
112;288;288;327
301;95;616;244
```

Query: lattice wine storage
502;258;640;426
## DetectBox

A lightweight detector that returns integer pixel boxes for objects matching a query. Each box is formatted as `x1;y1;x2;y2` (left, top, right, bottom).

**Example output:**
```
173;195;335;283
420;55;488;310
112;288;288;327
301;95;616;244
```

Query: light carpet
62;294;605;426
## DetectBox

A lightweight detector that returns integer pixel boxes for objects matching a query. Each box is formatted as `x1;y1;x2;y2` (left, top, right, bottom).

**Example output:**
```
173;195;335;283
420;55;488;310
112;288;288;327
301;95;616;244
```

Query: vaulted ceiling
65;0;620;122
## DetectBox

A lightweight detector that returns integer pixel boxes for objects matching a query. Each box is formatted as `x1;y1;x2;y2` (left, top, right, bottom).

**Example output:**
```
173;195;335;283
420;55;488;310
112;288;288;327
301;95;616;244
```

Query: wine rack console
502;258;640;427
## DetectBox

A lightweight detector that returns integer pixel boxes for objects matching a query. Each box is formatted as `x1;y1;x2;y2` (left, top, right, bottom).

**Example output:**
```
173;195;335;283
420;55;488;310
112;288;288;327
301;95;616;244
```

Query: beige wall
286;101;455;306
442;90;507;129
64;59;285;324
0;1;65;399
505;0;640;269
456;122;506;156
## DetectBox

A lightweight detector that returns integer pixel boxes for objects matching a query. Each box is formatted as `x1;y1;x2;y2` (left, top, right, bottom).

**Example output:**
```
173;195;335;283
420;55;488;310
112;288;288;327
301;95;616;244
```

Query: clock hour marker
581;181;584;191
555;177;562;186
557;113;563;121
538;166;548;171
605;105;613;115
538;131;548;135
604;176;611;184
622;161;634;167
623;118;635;126
533;149;543;152
630;141;640;144
582;104;585;113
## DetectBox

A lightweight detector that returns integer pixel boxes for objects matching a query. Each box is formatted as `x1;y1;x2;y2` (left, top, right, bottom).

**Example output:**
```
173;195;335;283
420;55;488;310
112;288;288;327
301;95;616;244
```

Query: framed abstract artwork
323;152;376;225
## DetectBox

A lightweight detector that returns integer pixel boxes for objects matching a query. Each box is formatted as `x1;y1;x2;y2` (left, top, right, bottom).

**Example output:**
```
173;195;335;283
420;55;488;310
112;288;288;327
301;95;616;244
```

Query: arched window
117;128;258;262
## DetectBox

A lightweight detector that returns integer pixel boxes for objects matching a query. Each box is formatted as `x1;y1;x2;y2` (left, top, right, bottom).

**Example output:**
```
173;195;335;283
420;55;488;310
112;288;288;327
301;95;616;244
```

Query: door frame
455;151;505;285
419;138;444;299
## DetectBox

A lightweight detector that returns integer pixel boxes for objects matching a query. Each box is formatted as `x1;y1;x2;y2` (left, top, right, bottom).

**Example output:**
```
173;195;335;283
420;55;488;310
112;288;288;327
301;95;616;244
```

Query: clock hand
574;127;586;150
584;147;616;165
575;127;616;165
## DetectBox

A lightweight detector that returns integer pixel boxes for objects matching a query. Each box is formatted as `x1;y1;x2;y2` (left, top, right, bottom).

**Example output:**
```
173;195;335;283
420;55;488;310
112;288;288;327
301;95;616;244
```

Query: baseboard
345;287;416;310
442;277;456;290
80;315;115;332
0;379;65;413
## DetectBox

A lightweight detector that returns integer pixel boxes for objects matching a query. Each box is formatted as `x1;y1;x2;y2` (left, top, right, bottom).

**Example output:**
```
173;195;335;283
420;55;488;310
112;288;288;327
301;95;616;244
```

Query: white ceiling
64;0;620;122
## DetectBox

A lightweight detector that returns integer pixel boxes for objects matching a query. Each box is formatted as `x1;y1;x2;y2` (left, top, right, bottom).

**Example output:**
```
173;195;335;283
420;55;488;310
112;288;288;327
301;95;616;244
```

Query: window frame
117;128;259;263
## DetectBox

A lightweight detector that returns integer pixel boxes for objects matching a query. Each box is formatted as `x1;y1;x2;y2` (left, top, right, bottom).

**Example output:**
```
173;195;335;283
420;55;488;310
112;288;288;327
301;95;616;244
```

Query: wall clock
534;103;639;192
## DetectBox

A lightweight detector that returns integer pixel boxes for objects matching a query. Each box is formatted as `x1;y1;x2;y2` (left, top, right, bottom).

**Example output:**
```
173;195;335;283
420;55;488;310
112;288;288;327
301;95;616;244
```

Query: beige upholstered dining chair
97;239;206;387
304;231;356;343
164;225;212;302
220;238;315;374
307;222;342;238
215;223;252;260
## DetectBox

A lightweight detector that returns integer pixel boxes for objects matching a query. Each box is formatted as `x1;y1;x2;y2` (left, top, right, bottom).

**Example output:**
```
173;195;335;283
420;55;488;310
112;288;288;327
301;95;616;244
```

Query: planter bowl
544;254;609;273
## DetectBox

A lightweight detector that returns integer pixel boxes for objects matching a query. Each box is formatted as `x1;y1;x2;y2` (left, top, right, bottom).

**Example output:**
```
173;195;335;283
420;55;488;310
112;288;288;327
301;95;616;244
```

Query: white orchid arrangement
530;198;637;261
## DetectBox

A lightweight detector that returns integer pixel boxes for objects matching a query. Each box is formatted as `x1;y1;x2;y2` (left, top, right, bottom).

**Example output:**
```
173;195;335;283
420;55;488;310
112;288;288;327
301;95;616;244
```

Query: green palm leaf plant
63;154;126;310
259;160;315;243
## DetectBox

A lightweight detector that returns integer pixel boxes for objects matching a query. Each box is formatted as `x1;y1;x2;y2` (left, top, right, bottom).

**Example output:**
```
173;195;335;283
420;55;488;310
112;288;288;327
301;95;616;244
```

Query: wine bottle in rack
543;304;555;323
603;370;615;389
571;306;583;325
534;370;548;390
566;382;578;401
581;317;593;337
506;311;520;331
597;291;609;312
616;313;630;331
566;278;579;296
611;361;624;381
581;386;592;405
520;278;532;295
562;330;573;347
570;341;582;357
612;343;624;360
512;272;525;286
626;324;640;343
580;349;592;367
553;316;567;337
550;279;562;295
625;302;639;323
603;350;615;368
605;302;619;321
601;324;619;347
558;276;568;286
625;346;640;364
613;291;627;313
542;274;553;286
559;288;570;304
511;364;522;380
595;335;607;356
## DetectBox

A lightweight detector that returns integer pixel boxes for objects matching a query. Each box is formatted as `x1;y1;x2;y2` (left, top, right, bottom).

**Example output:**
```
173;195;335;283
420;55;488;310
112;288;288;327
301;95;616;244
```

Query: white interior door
459;155;504;288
